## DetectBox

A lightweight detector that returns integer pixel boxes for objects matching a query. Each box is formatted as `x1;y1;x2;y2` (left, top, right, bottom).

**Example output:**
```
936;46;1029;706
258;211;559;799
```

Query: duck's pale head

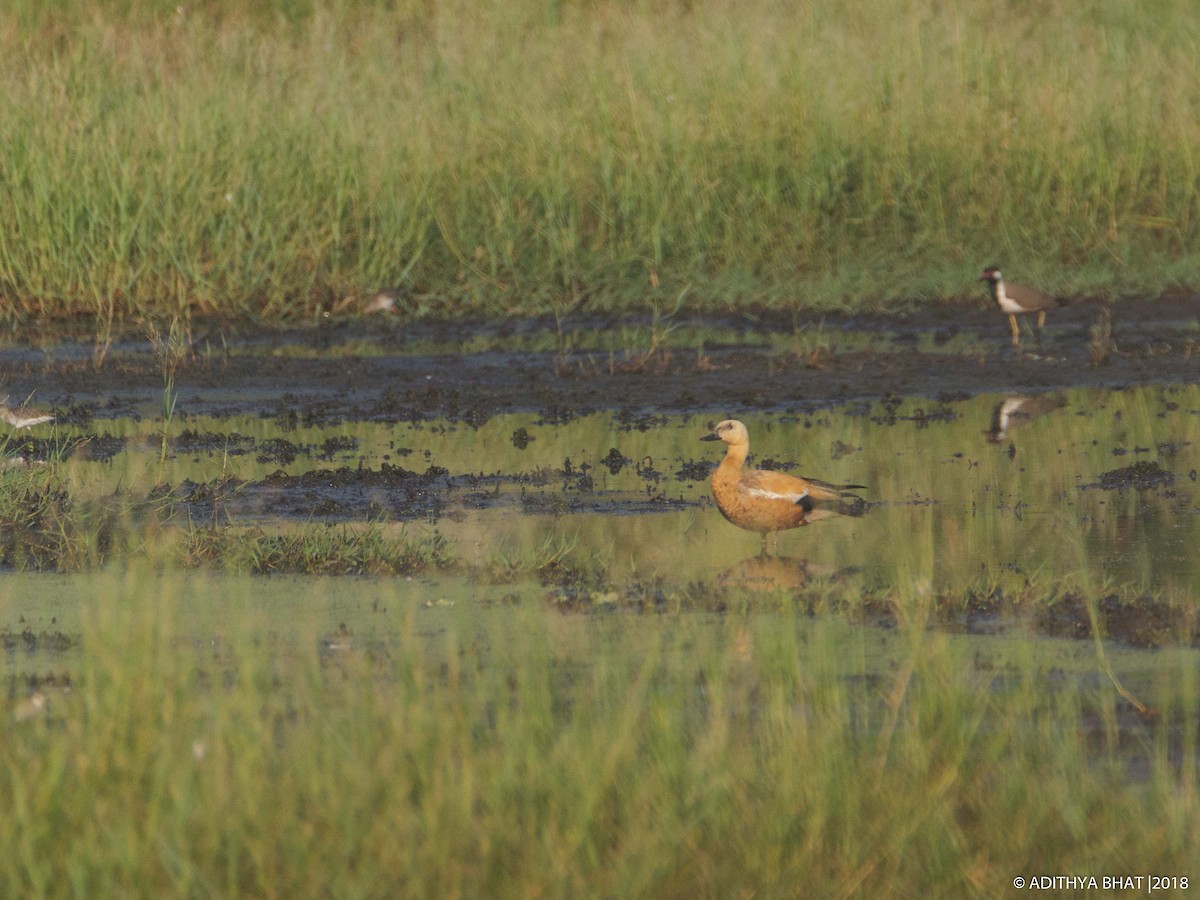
701;419;750;446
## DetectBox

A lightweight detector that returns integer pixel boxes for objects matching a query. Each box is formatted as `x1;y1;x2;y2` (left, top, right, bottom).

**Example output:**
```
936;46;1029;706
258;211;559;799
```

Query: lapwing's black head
980;266;1002;284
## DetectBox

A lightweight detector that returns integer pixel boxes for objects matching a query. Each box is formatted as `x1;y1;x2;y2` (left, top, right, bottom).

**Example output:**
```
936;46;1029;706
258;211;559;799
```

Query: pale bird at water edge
0;396;54;430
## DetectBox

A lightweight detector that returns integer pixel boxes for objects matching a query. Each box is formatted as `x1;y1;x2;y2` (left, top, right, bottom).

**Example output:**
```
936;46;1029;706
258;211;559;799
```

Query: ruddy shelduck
701;419;866;554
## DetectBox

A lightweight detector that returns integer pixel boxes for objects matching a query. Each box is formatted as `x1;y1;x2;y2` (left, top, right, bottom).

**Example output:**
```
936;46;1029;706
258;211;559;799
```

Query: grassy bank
1;570;1197;896
1;0;1199;329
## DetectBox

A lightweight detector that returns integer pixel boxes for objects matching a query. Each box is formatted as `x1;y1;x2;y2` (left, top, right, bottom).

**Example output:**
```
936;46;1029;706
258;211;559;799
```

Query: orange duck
701;419;867;553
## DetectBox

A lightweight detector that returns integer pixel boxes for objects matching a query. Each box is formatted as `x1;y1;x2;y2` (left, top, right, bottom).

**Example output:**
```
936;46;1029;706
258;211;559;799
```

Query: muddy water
20;381;1200;605
1;299;1198;831
6;370;1200;782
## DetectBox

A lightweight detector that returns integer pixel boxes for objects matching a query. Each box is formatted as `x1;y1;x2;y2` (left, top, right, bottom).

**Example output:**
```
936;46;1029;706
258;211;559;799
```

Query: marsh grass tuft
1089;306;1117;365
182;522;452;576
481;532;610;594
149;318;189;471
0;467;121;571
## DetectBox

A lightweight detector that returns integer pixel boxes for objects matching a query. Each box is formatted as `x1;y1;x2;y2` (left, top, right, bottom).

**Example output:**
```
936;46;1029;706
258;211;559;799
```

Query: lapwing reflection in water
985;394;1066;445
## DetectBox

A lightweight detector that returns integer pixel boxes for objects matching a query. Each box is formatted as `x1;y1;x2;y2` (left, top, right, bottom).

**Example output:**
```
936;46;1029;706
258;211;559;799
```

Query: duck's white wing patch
739;483;808;503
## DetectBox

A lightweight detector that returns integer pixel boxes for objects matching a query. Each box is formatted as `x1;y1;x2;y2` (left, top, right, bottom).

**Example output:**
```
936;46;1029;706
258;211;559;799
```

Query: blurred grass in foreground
1;569;1196;896
1;0;1199;329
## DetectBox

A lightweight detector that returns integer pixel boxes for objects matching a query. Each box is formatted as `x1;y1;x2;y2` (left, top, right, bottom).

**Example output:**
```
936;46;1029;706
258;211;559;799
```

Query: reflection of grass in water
0;464;123;572
1;570;1195;895
14;386;1200;611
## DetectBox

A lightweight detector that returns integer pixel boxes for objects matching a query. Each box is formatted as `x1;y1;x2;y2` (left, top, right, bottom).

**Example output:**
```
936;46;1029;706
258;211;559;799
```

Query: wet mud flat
5;293;1198;425
155;456;693;523
2;298;1200;651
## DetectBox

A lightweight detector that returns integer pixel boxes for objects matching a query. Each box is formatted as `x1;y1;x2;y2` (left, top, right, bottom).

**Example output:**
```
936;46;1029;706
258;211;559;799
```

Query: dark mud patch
157;462;702;523
1031;592;1200;648
5;434;125;464
0;484;125;572
2;295;1198;425
544;572;1200;650
0;625;78;653
1084;460;1176;491
902;589;1200;650
7;429;365;467
174;430;257;456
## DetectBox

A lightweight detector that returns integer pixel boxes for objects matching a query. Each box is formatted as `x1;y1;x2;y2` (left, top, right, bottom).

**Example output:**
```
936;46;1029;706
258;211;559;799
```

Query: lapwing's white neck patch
991;277;1026;314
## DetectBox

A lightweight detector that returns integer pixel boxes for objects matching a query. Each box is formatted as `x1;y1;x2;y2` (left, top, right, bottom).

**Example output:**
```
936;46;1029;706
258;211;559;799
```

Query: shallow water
19;381;1199;601
2;380;1198;647
5;378;1199;782
2;565;1193;790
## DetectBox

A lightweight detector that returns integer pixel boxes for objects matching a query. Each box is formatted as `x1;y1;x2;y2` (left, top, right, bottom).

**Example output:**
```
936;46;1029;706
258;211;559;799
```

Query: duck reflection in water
716;555;849;592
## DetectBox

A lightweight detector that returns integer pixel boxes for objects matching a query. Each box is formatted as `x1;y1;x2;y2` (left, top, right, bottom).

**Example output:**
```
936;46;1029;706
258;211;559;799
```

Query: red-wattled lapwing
979;267;1066;347
701;419;867;555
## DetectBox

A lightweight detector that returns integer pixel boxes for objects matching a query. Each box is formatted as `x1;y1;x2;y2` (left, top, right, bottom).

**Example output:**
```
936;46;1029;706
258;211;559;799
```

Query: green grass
0;459;458;575
181;522;454;575
1;569;1196;896
1;0;1199;332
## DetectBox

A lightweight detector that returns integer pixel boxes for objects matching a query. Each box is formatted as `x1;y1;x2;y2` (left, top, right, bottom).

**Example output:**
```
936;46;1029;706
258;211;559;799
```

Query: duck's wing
738;470;867;516
737;469;817;505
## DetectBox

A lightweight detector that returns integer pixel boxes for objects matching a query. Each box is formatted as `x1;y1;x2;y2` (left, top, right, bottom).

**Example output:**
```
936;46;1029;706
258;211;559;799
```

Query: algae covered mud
2;309;1200;894
3;304;1199;628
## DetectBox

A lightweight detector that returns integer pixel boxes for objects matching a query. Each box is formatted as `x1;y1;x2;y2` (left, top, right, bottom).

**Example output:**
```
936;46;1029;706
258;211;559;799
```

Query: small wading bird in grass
0;396;54;430
701;419;867;555
364;285;409;314
979;266;1067;347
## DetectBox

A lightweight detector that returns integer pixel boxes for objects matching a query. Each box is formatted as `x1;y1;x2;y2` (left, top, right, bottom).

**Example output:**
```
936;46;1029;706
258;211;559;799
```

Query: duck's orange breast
711;462;814;534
